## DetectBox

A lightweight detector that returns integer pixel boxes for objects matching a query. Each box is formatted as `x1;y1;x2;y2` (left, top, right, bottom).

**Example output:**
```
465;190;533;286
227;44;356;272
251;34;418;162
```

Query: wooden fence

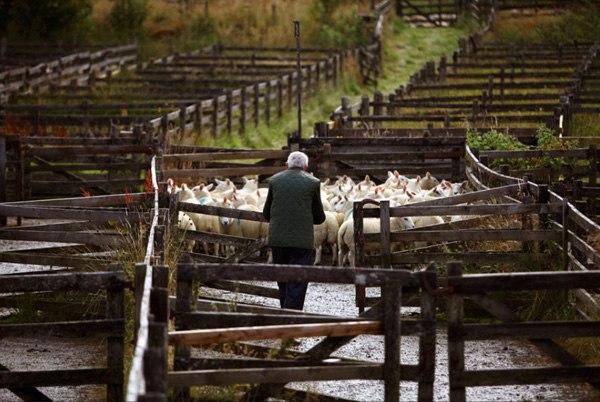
171;262;436;402
447;265;600;402
0;268;127;401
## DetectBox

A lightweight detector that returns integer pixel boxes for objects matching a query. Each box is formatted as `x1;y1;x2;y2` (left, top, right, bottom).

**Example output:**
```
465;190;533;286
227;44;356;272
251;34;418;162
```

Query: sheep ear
205;183;214;191
388;171;394;179
358;184;361;191
426;172;431;178
242;177;247;183
226;178;232;184
394;170;400;177
223;197;227;203
460;180;468;188
416;175;421;182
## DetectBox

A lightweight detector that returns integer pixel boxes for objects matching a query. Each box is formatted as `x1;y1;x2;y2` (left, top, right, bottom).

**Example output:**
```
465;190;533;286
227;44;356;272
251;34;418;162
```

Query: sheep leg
203;241;210;254
331;243;337;266
314;246;322;265
267;249;273;264
349;249;356;268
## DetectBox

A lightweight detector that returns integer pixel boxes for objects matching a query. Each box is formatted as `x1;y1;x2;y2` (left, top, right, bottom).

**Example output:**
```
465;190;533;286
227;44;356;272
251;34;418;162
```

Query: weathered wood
382;283;402;402
382;203;561;218
0;271;126;293
0;252;109;269
380;200;392;268
163;149;288;163
0;363;51;401
418;265;436;401
450;271;600;293
0;319;123;337
0;136;6;226
447;263;465;402
0;368;114;387
184;230;258;247
106;265;125;402
178;263;419;286
0;204;133;223
459;366;600;386
374;229;561;243
456;321;600;340
0;230;125;247
163;165;285;179
170;321;381;346
167;364;383;387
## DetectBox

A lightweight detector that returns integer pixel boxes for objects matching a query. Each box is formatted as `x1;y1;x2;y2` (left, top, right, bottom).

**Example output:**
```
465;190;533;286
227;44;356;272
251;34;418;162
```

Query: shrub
108;0;148;39
1;0;93;42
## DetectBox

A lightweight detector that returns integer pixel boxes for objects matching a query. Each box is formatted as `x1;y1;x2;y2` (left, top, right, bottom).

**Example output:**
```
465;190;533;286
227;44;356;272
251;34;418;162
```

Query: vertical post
173;263;193;400
0;136;6;227
226;90;233;134
359;95;370;117
447;262;465;402
373;91;384;115
589;145;597;216
382;282;402;402
106;265;124;402
380;200;391;268
134;263;146;339
277;78;283;118
562;197;569;271
286;75;293;109
395;0;403;17
265;82;271;126
253;83;260;127
294;21;302;137
211;96;219;137
239;87;247;135
418;265;436;401
353;201;366;313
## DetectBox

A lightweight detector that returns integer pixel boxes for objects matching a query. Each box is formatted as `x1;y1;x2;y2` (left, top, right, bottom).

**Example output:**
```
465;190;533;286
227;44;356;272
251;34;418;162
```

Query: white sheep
337;216;415;267
314;211;339;266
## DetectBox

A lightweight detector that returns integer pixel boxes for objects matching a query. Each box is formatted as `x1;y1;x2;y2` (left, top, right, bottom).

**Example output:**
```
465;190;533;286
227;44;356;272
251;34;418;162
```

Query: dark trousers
271;247;314;310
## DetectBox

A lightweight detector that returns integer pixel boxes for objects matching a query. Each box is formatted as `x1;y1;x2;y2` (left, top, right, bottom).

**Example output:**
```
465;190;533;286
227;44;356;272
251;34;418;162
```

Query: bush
108;0;148;39
1;0;93;42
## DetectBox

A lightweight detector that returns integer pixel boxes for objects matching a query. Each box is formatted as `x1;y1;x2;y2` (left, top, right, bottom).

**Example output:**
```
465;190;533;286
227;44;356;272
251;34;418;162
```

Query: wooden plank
0;230;125;248
169;321;381;346
447;263;465;402
384;203;561;217
0;366;51;401
0;252;109;269
0;319;123;337
162;166;285;178
383;283;402;401
0;271;126;293
450;271;600;293
177;263;418;286
460;366;600;386
184;230;257;247
178;202;266;222
377;229;561;243
456;321;600;340
0;204;131;223
0;368;114;387
163;150;288;163
3;192;150;207
167;364;383;387
388;252;549;265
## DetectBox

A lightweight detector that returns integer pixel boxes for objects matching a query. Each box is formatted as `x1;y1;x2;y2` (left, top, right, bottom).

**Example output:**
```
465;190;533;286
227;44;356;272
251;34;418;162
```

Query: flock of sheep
166;172;470;266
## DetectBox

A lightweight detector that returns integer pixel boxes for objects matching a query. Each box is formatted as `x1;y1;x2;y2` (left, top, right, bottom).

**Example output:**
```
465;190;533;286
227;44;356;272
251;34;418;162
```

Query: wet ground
0;219;105;401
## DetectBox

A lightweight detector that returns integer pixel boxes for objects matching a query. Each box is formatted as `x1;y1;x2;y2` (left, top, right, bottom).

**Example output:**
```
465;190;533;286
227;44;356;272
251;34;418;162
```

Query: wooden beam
0;319;123;337
450;271;600;293
0;271;126;293
169;321;381;346
460;366;600;387
456;321;600;340
0;368;114;387
167;364;383;387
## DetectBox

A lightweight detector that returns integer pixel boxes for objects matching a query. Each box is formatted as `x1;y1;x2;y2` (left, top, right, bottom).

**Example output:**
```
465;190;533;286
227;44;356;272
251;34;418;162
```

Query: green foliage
466;129;527;152
109;0;149;39
0;0;93;42
308;2;365;48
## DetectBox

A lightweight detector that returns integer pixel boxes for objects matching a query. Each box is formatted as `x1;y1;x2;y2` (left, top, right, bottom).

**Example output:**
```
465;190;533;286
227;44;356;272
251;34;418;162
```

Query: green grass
194;15;478;149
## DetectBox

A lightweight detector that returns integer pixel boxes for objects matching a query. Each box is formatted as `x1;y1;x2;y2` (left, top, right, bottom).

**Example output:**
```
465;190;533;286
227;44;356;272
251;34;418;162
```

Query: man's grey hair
287;151;309;168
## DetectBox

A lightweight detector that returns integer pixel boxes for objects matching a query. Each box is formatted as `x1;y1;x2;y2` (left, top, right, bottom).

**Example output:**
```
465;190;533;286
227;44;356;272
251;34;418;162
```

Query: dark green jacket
262;168;326;249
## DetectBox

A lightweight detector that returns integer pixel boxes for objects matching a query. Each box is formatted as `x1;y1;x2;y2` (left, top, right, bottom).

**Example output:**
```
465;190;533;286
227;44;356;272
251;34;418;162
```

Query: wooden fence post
134;263;146;339
106;264;124;402
562;197;569;271
395;0;403;16
174;259;193;400
359;95;370;117
447;262;465;402
226;90;233;134
286;75;293;109
253;83;260;127
277;78;283;118
379;200;391;268
0;136;6;227
373;91;384;115
418;265;436;401
265;82;271;126
239;87;247;135
211;96;219;137
383;281;402;402
353;201;366;313
589;145;597;216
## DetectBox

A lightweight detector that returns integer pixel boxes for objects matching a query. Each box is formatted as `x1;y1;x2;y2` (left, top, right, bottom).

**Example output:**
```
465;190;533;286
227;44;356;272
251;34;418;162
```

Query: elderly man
262;151;326;310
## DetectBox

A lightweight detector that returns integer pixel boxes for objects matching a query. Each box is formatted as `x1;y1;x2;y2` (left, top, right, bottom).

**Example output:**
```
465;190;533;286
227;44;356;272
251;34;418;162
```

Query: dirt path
202;282;599;401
